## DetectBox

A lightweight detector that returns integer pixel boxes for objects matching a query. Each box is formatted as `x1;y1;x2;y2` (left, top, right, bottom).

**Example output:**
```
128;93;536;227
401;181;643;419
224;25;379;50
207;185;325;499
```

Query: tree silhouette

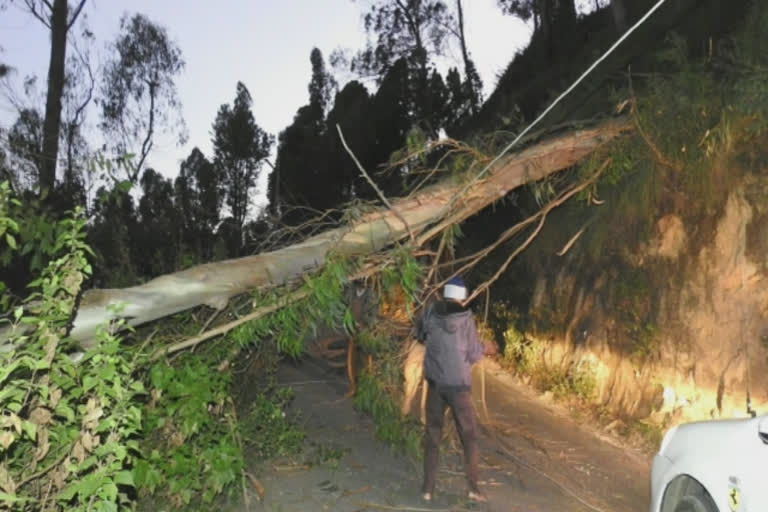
212;82;273;255
174;147;222;262
270;49;338;222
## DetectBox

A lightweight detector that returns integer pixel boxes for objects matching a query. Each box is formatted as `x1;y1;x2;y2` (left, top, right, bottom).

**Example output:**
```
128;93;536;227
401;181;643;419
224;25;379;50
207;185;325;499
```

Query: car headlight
658;425;678;455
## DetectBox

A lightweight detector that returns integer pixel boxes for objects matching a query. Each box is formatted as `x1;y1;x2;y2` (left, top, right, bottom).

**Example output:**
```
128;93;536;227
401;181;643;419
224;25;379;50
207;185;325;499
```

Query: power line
444;0;670;212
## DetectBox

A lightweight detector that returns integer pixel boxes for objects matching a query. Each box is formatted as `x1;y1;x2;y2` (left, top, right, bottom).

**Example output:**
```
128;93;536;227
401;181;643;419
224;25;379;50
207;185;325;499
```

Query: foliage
212;82;274;254
538;359;597;401
305;442;348;469
502;323;542;374
7;109;43;183
0;190;143;511
379;246;423;312
241;385;304;460
503;323;595;401
353;372;422;458
135;355;243;508
356;327;388;355
173;148;222;263
100;12;186;182
610;267;659;362
352;0;452;80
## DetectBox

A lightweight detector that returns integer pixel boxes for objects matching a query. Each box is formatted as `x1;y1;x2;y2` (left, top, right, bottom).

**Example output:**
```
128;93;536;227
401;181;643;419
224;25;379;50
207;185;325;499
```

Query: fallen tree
6;118;632;350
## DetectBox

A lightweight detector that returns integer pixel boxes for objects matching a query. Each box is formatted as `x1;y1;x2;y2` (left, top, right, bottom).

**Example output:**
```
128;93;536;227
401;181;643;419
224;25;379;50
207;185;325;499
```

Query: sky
0;1;532;193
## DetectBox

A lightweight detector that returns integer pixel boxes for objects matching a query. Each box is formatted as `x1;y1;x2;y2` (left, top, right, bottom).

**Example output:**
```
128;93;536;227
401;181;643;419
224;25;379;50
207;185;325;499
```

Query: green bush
353;373;421;458
242;386;304;459
0;184;142;511
135;356;243;508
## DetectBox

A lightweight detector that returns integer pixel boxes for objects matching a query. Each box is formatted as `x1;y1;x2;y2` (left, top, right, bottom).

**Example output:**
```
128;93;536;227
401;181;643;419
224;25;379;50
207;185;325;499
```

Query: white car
650;412;768;511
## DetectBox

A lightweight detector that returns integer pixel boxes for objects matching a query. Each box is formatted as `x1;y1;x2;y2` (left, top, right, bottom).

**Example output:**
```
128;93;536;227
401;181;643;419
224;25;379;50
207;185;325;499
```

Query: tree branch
462;159;611;304
66;0;86;31
151;288;310;360
336;124;416;244
23;0;51;28
133;81;157;181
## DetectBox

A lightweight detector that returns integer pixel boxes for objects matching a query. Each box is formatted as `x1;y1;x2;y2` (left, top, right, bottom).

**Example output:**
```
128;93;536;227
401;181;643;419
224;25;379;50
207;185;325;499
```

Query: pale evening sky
0;1;532;195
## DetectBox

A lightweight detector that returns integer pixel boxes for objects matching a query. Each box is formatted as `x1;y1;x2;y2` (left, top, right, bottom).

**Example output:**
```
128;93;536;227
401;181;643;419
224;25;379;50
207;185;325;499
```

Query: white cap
443;283;467;301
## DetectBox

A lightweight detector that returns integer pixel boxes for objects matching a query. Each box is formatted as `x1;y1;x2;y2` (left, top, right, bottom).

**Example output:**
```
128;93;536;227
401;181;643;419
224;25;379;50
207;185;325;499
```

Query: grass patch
502;326;597;402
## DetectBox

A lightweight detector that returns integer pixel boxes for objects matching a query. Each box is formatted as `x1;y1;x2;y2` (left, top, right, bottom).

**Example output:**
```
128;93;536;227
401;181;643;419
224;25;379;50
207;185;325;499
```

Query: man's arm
413;303;432;343
466;320;485;364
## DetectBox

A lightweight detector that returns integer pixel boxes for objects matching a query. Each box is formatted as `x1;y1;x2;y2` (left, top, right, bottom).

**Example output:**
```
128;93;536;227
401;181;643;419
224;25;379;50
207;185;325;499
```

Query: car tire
662;476;718;512
673;495;717;512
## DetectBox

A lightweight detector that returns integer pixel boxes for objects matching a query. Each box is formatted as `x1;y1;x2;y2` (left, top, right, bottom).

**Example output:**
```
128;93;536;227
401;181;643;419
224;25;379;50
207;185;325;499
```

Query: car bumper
649;454;674;512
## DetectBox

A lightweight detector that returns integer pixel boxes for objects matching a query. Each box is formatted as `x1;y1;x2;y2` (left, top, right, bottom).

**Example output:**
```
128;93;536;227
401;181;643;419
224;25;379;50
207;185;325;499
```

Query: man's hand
482;340;499;357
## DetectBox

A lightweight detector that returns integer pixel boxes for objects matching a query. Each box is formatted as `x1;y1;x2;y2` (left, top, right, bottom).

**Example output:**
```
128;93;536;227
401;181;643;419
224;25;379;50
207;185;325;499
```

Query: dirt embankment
525;183;768;428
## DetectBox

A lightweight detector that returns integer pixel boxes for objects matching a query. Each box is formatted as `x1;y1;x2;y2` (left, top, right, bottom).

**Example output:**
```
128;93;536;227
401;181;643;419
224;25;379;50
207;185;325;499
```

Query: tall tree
10;0;87;195
137;168;180;276
353;0;453;133
59;35;95;210
88;184;139;287
212;82;273;254
453;0;482;115
308;47;337;121
270;48;335;218
174;147;222;262
100;13;185;183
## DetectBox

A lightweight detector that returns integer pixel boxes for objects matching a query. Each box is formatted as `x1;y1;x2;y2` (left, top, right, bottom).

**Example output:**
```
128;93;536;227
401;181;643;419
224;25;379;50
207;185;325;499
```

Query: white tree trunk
32;119;631;349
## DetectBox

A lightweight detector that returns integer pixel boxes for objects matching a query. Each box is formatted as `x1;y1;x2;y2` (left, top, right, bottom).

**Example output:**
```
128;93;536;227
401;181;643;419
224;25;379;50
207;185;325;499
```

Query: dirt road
227;358;651;512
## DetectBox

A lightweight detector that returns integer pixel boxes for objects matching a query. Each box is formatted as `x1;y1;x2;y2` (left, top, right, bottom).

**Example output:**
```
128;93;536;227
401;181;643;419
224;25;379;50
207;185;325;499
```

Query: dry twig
336;124;416;244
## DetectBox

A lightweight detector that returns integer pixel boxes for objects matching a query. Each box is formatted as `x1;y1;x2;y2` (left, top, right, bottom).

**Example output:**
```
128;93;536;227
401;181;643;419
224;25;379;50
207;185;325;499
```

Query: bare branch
336;123;416;244
66;0;86;31
23;0;51;28
462;160;612;304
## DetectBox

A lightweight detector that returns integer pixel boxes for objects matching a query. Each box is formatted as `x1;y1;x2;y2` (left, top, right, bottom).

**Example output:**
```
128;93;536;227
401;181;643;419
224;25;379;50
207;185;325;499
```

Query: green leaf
0;492;32;503
57;481;80;501
5;233;16;250
113;470;134;487
21;420;36;440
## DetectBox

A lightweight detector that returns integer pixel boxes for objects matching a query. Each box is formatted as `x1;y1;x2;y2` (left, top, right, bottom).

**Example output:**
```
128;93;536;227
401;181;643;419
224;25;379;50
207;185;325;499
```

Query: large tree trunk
15;119;630;349
39;0;69;194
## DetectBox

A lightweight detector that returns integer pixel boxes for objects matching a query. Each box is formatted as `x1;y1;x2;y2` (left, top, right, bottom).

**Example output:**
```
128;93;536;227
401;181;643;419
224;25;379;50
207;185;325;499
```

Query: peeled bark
27;119;631;349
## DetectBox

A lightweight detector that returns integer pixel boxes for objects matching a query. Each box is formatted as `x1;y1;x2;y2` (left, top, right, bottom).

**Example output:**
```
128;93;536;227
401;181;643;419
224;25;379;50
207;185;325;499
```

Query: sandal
468;489;488;502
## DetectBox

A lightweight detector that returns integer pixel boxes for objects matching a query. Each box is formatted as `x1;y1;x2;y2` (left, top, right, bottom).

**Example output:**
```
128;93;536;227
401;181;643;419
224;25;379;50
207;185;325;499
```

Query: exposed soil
225;356;651;512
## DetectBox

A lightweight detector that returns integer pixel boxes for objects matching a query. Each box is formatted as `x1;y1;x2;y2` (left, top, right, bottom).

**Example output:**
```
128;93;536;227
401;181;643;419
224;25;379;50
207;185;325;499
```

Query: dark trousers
422;383;480;494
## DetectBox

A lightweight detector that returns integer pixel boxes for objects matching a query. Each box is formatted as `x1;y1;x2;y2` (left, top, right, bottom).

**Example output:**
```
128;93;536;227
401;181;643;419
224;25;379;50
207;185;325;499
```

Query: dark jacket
416;300;484;392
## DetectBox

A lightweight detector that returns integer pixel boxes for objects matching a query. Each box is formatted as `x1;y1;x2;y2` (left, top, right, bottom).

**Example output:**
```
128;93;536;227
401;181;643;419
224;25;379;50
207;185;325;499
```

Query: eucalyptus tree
100;12;185;183
4;0;87;195
352;0;454;133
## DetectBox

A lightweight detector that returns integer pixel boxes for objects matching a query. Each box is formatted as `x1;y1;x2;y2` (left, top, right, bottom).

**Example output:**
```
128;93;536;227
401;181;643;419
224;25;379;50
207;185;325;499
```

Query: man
415;275;488;503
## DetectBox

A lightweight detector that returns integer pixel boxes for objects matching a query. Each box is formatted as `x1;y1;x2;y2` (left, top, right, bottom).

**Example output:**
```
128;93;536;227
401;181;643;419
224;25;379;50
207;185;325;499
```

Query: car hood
660;413;768;459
